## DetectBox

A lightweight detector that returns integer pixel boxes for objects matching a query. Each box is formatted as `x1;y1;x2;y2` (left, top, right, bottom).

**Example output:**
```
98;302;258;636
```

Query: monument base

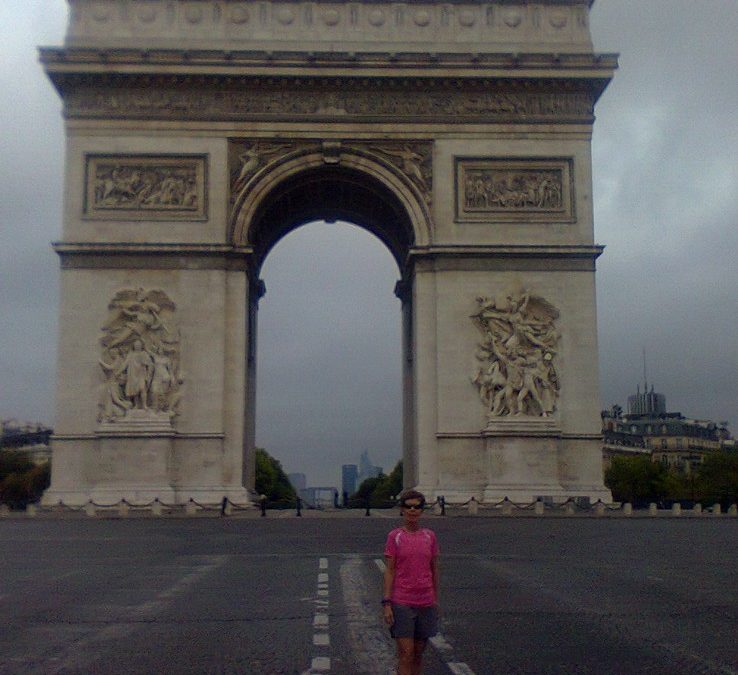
41;433;254;507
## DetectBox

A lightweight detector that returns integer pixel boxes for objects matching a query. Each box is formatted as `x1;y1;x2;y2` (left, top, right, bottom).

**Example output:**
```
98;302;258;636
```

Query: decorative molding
229;138;434;208
97;288;183;429
63;1;595;53
84;154;207;221
455;157;573;223
60;76;596;124
471;287;561;422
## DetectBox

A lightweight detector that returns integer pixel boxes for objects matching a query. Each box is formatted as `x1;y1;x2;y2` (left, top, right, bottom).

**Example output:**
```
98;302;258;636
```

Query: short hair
399;489;426;507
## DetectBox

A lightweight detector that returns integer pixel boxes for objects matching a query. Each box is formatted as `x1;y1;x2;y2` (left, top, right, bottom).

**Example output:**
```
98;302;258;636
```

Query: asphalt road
1;515;736;674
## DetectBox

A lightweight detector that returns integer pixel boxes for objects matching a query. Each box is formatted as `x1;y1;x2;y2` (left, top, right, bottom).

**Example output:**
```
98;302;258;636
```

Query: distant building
358;449;383;483
1;419;52;465
300;487;338;508
602;385;734;472
342;464;358;496
287;473;307;492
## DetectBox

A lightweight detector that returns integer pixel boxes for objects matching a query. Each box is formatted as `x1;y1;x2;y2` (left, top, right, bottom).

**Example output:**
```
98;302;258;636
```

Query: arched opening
247;164;416;274
256;221;402;492
237;161;423;496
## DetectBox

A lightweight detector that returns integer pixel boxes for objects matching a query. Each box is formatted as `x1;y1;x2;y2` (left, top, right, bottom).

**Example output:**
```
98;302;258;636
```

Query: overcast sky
1;1;736;489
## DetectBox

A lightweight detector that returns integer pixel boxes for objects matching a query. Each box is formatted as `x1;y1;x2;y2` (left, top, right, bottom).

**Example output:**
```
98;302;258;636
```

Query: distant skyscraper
342;464;358;496
627;385;666;415
287;472;306;492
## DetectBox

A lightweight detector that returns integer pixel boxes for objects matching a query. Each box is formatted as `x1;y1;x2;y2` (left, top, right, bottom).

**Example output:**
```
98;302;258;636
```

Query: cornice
40;47;618;74
53;242;255;271
409;244;604;258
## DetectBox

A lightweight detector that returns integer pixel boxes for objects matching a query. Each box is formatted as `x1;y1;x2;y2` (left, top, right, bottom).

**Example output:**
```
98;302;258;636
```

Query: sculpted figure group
471;288;560;419
98;288;182;424
464;169;562;211
94;165;198;210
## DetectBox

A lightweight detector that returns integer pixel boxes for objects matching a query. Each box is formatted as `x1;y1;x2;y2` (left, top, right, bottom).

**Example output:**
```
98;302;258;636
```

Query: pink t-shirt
384;527;439;607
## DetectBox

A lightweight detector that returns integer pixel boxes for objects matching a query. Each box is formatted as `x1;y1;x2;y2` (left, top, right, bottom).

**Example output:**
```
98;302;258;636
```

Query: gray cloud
1;1;736;488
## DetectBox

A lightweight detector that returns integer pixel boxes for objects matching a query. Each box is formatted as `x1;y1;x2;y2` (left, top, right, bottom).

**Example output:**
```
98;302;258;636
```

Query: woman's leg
396;637;415;675
412;638;427;675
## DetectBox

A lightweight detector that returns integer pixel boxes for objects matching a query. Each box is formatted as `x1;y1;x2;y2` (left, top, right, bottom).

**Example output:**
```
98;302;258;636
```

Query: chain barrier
22;497;737;517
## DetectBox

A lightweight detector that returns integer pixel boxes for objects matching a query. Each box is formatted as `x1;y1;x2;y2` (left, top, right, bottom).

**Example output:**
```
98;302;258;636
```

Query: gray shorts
389;603;438;640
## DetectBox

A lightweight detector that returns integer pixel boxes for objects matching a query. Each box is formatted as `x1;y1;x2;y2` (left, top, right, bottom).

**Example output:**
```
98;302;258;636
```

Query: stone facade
42;0;616;505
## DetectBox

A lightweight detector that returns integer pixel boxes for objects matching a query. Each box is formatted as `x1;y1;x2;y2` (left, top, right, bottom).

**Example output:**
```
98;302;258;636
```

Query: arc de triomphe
41;0;616;505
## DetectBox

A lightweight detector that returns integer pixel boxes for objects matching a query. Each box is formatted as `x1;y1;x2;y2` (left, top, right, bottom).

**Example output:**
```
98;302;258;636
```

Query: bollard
118;501;130;518
152;499;163;517
693;503;702;516
564;501;575;516
623;502;633;516
671;503;681;516
648;502;658;516
534;500;545;516
0;504;10;517
185;499;198;516
468;497;478;516
728;504;738;516
84;501;96;517
712;503;721;516
440;496;446;516
594;500;606;517
259;494;267;517
502;497;513;516
26;504;38;518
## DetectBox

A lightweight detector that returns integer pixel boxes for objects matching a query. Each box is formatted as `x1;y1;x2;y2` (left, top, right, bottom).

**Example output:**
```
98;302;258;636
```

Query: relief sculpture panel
471;288;560;422
85;155;207;220
98;288;183;429
456;158;573;223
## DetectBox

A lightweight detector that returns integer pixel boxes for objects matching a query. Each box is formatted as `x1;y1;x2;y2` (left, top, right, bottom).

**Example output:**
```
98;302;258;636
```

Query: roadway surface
1;513;737;674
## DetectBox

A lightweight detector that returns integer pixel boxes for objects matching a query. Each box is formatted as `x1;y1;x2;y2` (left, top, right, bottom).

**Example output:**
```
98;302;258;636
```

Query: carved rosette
98;289;183;428
471;288;560;421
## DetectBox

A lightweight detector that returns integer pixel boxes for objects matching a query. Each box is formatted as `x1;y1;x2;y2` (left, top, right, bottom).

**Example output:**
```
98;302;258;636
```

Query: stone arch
231;146;425;493
230;145;432;271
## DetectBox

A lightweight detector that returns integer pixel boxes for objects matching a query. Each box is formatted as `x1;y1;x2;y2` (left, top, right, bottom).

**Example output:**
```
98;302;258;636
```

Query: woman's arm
431;556;439;606
383;555;396;625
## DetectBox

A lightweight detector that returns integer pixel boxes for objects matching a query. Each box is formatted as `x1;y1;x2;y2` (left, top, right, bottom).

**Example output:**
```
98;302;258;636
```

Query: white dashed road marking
304;557;331;674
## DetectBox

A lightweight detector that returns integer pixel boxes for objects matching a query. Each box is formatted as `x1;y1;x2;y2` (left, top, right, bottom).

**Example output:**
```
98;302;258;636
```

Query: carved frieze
456;158;573;223
85;155;207;220
98;288;183;427
471;288;560;421
64;78;595;124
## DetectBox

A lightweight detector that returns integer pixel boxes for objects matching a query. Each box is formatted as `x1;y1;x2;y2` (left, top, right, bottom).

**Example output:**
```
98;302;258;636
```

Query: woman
383;490;439;675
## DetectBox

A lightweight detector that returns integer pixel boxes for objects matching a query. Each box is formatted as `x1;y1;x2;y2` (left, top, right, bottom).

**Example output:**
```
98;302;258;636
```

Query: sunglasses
402;503;424;510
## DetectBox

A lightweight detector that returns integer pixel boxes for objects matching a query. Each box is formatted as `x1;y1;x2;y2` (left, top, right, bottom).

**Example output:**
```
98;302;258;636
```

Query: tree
254;448;297;503
373;460;403;501
0;451;50;509
351;460;404;506
604;455;666;505
696;452;738;506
